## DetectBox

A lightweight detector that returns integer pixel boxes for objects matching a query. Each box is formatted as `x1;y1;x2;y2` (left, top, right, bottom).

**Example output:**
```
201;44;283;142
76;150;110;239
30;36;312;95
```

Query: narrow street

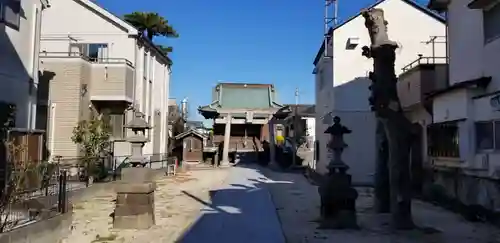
59;163;500;243
177;165;286;243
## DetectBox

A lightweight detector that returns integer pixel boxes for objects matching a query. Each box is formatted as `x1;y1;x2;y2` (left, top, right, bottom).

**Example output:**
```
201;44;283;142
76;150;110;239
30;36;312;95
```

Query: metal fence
0;153;176;232
0;165;69;232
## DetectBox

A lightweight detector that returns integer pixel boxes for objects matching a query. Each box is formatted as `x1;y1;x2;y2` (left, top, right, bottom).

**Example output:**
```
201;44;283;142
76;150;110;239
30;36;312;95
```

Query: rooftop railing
401;55;448;73
39;52;134;67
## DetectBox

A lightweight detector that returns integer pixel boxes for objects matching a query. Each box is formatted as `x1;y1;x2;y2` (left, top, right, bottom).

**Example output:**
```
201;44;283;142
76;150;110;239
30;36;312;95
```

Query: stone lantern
317;116;358;229
125;111;151;167
113;111;155;229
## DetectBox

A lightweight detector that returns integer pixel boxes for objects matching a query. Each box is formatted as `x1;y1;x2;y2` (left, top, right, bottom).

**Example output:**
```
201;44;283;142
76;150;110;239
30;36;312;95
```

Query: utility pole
292;88;299;166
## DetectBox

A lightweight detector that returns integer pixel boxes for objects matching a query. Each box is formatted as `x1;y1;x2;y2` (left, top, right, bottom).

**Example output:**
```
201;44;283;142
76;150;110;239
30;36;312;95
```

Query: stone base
113;182;155;229
120;167;154;183
113;205;155;229
319;210;359;229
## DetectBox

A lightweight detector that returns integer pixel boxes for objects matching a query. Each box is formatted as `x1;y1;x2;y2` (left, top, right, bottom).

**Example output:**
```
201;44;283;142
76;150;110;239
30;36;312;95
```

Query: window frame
0;0;21;30
109;113;126;139
427;121;461;158
475;120;500;153
70;43;109;61
483;1;500;44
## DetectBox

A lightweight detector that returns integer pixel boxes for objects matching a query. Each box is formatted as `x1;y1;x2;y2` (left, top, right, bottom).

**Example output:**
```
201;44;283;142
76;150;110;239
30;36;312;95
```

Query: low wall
0;211;72;243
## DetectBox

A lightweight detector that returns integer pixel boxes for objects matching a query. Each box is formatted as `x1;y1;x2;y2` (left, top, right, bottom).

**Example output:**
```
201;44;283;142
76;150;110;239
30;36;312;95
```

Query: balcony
39;52;135;104
89;58;134;104
397;56;448;109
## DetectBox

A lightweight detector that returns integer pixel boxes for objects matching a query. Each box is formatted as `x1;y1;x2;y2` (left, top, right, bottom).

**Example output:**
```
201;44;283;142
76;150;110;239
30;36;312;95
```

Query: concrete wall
0;211;72;243
314;0;446;184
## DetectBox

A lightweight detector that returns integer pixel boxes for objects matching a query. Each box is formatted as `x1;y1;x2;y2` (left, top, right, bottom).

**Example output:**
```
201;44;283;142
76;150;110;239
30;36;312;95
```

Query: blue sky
98;0;429;122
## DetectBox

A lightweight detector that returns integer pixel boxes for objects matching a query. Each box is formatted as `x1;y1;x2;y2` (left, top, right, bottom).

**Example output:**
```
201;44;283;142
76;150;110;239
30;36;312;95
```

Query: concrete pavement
177;165;286;243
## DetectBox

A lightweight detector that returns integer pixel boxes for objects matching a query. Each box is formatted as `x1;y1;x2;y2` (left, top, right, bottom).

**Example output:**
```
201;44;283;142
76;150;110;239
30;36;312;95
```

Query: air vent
346;37;360;49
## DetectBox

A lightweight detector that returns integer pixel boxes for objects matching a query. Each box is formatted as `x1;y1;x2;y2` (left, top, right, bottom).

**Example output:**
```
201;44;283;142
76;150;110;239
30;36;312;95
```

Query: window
0;0;21;29
483;2;500;43
318;70;325;89
109;113;125;139
70;43;108;61
475;120;500;151
427;122;460;157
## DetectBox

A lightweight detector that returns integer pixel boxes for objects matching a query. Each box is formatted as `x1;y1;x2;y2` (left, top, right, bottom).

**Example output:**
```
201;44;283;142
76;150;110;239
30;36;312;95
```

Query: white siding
314;0;446;183
40;0;136;63
0;0;45;128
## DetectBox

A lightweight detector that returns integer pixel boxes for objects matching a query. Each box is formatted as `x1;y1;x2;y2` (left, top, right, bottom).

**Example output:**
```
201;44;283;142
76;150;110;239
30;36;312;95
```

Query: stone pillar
221;114;232;166
114;167;155;229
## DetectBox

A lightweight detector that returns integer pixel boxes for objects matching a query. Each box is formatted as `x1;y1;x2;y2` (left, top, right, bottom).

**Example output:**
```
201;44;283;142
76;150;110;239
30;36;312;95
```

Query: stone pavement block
113;211;155;229
121;167;155;183
115;182;156;194
116;192;154;205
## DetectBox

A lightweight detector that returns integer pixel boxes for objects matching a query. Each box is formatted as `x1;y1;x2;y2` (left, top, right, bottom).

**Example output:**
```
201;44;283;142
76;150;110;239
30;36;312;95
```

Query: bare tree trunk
374;119;390;213
362;9;414;229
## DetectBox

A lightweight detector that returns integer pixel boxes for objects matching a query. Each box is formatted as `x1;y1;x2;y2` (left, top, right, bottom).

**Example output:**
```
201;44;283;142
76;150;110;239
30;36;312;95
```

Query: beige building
39;0;172;160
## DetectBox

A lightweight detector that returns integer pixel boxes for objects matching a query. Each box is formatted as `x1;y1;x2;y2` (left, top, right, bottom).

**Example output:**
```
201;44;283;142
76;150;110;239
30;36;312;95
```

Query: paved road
177;165;286;243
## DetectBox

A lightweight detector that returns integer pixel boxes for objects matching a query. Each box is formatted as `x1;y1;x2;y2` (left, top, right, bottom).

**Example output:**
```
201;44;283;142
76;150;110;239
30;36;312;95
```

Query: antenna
324;0;338;59
295;88;299;105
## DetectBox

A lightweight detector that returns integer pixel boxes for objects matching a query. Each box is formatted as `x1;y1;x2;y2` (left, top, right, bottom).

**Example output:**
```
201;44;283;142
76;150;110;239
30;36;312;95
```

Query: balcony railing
39;52;133;67
398;55;449;109
401;55;447;73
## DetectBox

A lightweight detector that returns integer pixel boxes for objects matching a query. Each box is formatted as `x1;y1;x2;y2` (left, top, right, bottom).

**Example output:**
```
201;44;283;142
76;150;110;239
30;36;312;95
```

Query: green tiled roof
220;87;270;109
198;83;283;119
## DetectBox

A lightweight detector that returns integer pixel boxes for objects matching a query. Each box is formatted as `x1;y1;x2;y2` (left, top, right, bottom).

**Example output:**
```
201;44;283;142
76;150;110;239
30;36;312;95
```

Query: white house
38;0;171;161
0;0;49;130
313;0;446;184
427;0;500;212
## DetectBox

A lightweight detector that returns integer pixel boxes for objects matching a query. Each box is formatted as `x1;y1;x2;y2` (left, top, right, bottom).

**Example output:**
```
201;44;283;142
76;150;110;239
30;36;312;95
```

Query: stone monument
113;111;155;229
318;116;358;229
361;8;414;229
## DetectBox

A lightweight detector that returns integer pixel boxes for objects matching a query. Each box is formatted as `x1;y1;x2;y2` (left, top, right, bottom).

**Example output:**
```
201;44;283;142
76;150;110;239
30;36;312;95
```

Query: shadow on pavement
175;163;292;243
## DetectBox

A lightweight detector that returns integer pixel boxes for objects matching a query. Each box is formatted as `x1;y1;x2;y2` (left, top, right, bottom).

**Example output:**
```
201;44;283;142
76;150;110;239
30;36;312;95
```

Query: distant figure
261;140;270;166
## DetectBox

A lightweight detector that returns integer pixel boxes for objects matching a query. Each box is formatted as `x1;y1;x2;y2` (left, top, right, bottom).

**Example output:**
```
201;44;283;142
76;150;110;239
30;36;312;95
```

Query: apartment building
313;0;445;184
0;0;49;130
38;0;171;160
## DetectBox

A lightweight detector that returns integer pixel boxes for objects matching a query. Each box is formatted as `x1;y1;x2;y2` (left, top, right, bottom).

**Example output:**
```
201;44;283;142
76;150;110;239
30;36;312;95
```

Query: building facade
199;83;283;165
0;0;49;130
38;0;171;160
427;0;500;212
313;0;446;184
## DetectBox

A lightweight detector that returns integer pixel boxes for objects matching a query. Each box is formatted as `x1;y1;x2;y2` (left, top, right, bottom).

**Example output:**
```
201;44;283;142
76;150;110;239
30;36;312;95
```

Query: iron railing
401;55;448;73
0;165;69;232
39;52;134;67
